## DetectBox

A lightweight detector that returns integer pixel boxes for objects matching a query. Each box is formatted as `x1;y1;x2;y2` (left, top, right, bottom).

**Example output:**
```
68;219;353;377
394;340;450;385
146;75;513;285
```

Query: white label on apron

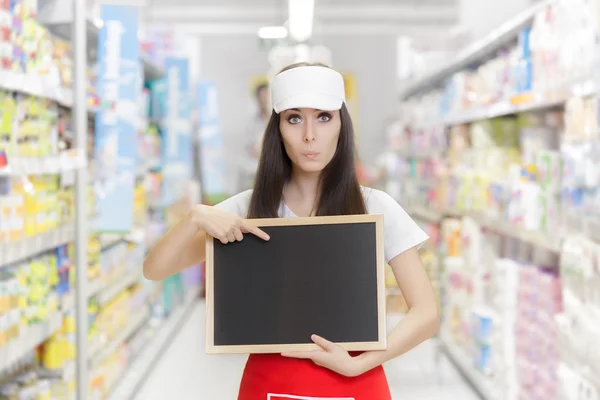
268;394;355;400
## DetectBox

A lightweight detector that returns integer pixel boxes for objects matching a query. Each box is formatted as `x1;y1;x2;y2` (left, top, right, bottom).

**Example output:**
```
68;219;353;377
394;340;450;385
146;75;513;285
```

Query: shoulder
360;186;429;262
360;186;404;213
213;190;253;217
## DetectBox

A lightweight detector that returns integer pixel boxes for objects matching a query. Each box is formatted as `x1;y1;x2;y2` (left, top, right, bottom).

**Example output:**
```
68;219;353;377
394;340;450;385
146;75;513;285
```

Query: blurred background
0;0;599;398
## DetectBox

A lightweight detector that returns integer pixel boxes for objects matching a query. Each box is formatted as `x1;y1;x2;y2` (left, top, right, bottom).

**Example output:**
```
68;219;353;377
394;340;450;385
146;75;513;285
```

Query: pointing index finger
241;221;270;241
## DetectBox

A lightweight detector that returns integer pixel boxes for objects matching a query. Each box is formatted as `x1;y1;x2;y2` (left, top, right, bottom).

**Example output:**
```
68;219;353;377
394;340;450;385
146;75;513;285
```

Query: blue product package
150;79;167;121
475;344;492;374
522;58;533;92
472;309;494;345
519;27;531;60
55;244;71;295
516;59;533;93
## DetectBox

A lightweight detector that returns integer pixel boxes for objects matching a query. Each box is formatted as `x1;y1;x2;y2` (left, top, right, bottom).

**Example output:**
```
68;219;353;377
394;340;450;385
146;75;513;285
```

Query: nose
303;120;316;143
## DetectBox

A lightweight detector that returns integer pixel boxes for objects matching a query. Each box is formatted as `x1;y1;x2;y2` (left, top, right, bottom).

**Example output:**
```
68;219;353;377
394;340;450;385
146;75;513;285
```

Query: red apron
238;354;391;400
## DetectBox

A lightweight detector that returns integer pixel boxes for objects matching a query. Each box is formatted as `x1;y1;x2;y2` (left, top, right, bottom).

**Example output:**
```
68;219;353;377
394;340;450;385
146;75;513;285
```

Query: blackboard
205;214;386;354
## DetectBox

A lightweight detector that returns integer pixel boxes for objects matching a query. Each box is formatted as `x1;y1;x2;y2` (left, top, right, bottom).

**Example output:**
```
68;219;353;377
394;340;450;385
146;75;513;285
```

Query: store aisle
135;302;480;400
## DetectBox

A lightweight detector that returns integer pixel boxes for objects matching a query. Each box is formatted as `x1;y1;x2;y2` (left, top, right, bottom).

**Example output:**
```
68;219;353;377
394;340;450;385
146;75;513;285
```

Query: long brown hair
247;62;366;218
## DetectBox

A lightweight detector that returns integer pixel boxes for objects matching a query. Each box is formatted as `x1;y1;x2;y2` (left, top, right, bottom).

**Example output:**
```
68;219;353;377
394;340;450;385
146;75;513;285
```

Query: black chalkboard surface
205;214;386;354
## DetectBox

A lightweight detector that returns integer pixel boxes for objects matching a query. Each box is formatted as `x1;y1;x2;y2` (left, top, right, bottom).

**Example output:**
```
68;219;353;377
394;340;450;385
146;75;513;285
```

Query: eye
287;114;302;124
317;112;332;122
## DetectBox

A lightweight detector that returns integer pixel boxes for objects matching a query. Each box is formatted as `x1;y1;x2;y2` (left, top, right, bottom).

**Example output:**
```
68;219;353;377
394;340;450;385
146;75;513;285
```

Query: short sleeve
365;188;429;263
213;190;253;218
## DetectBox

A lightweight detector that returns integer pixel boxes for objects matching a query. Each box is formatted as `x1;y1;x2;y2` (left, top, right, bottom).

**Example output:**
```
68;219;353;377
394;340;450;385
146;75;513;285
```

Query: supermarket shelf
406;205;444;224
0;224;74;268
454;209;562;253
87;278;105;299
39;9;163;81
89;308;151;369
444;97;564;126
108;287;201;400
0;149;87;177
438;76;600;126
405;203;562;252
0;71;100;113
0;312;63;376
95;271;144;306
61;270;138;327
397;149;444;160
98;233;126;250
400;0;552;99
0;71;73;107
440;336;495;400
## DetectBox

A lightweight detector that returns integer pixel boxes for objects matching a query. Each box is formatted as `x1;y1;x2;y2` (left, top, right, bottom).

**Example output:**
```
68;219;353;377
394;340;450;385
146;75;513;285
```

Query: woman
143;63;440;400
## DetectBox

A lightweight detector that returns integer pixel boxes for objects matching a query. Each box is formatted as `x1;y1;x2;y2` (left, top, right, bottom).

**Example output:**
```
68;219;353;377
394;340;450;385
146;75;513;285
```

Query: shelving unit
405;202;562;253
89;309;151;369
399;0;553;99
94;271;145;307
391;1;600;399
439;336;496;400
0;225;74;266
108;287;201;400
0;0;202;398
0;312;64;375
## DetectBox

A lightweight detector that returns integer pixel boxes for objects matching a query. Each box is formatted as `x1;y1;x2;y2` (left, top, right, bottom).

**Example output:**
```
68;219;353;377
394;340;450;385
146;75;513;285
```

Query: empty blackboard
205;214;386;354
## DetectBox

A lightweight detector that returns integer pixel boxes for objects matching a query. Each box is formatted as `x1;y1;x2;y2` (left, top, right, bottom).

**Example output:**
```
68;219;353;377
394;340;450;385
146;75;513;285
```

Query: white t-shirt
215;186;429;264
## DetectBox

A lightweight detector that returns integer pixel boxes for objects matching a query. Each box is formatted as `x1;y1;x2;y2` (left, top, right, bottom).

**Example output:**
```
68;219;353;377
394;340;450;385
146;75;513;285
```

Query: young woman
143;63;440;400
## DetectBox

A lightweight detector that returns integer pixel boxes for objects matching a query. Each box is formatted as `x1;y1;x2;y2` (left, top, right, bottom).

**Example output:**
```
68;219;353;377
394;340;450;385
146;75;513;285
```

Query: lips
303;152;320;159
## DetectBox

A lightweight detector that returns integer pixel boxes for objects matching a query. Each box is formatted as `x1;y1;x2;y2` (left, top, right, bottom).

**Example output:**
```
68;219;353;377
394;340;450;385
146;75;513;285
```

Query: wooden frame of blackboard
205;214;386;354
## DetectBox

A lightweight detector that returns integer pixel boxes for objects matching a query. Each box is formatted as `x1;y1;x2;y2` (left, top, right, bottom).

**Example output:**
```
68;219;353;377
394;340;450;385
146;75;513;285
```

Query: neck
285;169;322;204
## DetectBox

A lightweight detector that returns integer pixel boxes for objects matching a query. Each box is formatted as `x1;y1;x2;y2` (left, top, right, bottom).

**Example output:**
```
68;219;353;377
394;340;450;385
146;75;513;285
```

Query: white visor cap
270;66;346;114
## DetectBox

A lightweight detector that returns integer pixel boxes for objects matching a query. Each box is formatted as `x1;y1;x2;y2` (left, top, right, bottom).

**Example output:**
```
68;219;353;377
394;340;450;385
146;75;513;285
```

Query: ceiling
141;0;461;43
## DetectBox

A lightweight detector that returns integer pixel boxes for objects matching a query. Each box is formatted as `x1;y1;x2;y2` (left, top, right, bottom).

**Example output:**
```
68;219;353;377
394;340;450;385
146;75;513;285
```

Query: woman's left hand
281;335;367;377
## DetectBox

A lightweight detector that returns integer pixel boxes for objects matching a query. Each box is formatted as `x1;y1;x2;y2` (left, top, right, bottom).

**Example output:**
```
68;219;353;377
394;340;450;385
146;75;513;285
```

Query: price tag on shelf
60;149;87;171
61;170;75;186
18;158;31;175
62;89;73;107
32;233;43;253
11;73;26;93
25;75;44;98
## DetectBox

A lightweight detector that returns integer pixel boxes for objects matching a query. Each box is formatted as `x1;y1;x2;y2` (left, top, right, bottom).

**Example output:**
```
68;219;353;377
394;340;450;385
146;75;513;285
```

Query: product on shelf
389;1;600;399
438;215;566;400
556;235;600;399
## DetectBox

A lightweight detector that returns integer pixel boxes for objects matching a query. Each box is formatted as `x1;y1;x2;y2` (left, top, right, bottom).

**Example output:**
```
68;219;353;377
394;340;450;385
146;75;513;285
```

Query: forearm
143;211;206;281
357;305;440;372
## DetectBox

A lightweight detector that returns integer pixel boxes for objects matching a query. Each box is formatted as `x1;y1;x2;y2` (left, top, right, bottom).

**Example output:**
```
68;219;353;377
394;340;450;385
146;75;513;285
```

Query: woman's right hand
190;205;270;244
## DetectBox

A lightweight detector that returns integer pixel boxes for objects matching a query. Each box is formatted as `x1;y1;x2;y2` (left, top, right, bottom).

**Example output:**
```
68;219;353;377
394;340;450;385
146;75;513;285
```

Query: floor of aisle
135;301;481;400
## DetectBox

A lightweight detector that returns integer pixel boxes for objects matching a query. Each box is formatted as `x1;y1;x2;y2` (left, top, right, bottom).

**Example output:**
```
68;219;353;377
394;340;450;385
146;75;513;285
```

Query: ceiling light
288;0;314;43
258;26;288;39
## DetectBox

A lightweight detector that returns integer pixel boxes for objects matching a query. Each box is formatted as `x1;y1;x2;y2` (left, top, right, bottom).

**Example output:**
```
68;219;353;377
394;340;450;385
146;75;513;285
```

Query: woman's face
279;108;341;173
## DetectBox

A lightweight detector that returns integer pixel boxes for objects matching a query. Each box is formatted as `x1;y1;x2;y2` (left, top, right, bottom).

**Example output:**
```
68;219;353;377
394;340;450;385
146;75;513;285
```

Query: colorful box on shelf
0;224;74;267
0;149;86;176
108;286;200;400
88;307;149;369
0;312;63;375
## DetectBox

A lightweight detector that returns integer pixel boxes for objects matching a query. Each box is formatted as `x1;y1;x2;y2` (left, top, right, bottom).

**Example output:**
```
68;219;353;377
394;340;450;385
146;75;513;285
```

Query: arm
283;246;439;377
356;246;440;371
142;207;207;281
143;204;270;281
